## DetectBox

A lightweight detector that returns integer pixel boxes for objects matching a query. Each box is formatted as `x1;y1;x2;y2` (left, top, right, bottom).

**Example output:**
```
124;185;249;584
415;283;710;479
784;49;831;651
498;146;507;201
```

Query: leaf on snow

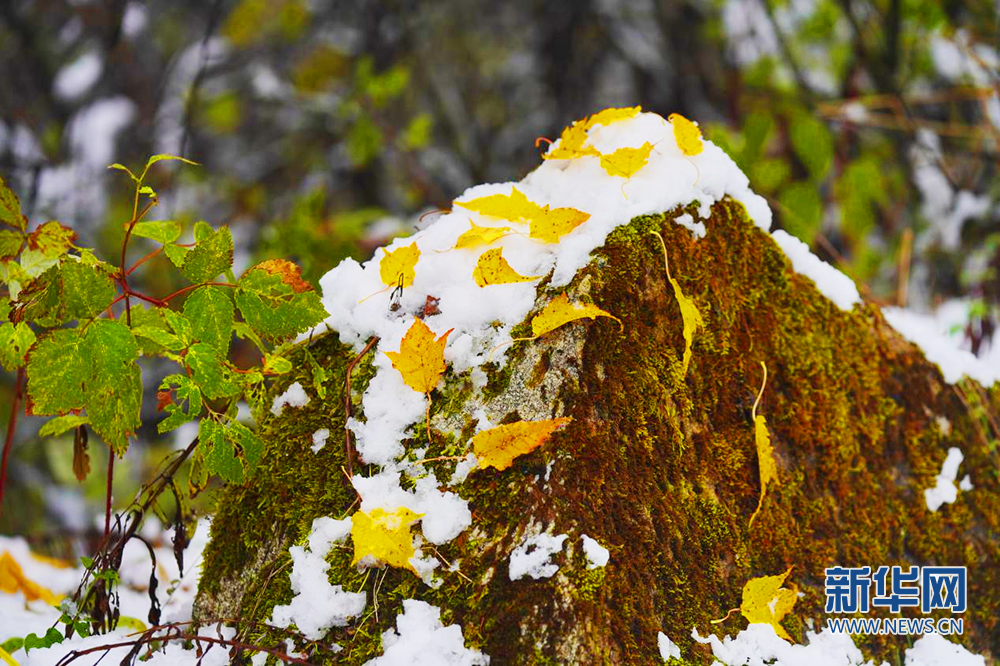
350;507;423;573
451;221;513;250
385;318;452;394
542;121;600;160
584;106;642;129
740;567;797;642
378;242;420;289
454;186;543;222
529;205;590;243
0;551;62;605
473;248;540;287
669;113;704;156
599;142;654;179
473;417;572;471
531;293;622;338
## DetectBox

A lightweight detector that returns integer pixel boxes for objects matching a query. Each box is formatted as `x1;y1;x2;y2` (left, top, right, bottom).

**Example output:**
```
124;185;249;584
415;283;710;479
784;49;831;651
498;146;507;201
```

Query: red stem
104;452;114;540
0;368;25;519
161;282;237;304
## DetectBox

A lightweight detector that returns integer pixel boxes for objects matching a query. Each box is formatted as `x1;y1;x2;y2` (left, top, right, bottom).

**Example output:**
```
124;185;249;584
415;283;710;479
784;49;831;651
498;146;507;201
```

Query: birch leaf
740;568;797;642
529;205;590;243
454;187;542;222
543;122;600;160
669;113;704;156
584;106;642;129
531;293;622;337
473;248;541;287
385;318;453;394
0;551;62;605
379;242;420;289
599;142;654;178
749;362;776;529
350;507;423;573
473;417;572;471
452;221;513;250
669;276;704;376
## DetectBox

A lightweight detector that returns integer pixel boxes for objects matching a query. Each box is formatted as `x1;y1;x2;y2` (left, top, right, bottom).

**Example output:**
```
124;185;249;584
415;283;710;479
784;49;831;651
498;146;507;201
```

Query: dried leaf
599;142;654;179
473;248;541;287
749;362;776;529
73;424;90;482
529;206;591;243
669;275;704;376
669;113;704;156
740;568;797;642
385;318;453;394
452;221;513;250
454;187;542;222
350;507;423;573
531;293;622;338
379;242;420;289
584;106;642;129
0;551;62;605
542;122;600;160
473;417;572;471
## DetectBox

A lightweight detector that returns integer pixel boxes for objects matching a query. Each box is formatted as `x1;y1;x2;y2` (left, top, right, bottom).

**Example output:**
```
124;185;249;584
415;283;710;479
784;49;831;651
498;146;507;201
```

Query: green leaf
199;419;243;484
789;113;833;180
157;374;202;433
778;181;823;244
15;260;118;326
1;637;24;654
263;354;292;374
0;321;36;370
28;221;77;258
235;261;327;341
184;286;234;355
83;320;141;454
0;229;23;259
133;325;186;351
226;421;265;473
182;226;233;283
39;414;90;437
186;342;239;399
0;176;25;231
107;163;138;182
19;248;58;278
131;220;182;244
193;220;213;243
233;321;267;352
23;627;64;653
142;154;199;178
26;329;87;415
138;185;157;198
163;308;194;343
129;306;173;355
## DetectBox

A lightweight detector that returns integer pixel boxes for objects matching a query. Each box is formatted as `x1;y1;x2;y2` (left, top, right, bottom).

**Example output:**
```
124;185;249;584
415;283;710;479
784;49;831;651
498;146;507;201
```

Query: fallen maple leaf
531;293;622;338
350;507;423;574
740;567;797;641
529;205;591;244
749;361;776;529
0;551;62;605
385;318;453;394
542;121;600;160
473;248;541;287
473;417;572;471
651;232;703;377
585;106;642;129
669;113;704;156
379;242;420;289
454;187;542;222
452;220;513;250
599;142;654;179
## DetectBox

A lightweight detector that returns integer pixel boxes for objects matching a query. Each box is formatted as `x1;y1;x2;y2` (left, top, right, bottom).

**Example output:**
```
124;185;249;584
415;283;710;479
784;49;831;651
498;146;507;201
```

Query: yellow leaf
543;122;600;160
379;242;420;289
529;205;591;243
0;551;62;605
454;186;543;222
669;276;704;377
117;616;148;633
599;142;654;178
749;362;776;529
473;248;541;287
531;293;622;338
385;318;453;394
473;417;572;471
584;106;642;129
669;113;704;156
350;507;423;574
740;567;797;642
452;221;513;250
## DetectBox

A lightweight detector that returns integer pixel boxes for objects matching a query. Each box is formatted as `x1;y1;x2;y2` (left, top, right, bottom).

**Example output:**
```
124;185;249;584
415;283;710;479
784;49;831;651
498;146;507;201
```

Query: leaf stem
160;281;237;304
104;452;114;540
0;367;25;519
118;198;158;327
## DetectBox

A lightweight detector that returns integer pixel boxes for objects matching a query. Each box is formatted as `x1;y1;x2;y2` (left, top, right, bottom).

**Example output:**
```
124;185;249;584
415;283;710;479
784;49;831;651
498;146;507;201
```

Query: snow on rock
352;472;472;545
905;633;986;666
270;381;310;416
658;631;681;661
924;447;968;512
771;230;860;312
311;427;330;453
269;517;366;640
692;624;875;666
366;599;490;665
674;212;706;239
509;531;568;581
581;534;609;569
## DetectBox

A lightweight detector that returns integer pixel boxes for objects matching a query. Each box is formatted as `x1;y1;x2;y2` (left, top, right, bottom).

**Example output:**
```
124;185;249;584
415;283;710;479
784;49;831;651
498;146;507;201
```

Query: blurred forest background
1;0;998;546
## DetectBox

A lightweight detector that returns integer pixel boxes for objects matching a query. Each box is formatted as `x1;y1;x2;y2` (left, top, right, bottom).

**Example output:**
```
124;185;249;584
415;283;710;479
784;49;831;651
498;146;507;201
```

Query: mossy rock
194;198;1000;664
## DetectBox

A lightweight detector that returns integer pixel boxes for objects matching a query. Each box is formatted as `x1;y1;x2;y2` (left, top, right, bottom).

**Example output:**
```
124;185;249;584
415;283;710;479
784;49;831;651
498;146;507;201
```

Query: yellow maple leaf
0;551;62;605
651;232;703;376
473;248;541;287
584;106;642;129
599;142;654;179
740;567;797;642
379;242;420;289
529;205;591;243
749;361;777;529
452;221;513;250
385;318;453;394
350;507;423;574
543;122;600;160
473;417;572;471
531;293;622;337
669;113;704;156
454;186;543;222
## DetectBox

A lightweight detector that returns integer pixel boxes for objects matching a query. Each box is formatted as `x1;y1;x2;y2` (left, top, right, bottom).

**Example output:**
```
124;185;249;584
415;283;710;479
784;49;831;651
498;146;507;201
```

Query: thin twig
0;367;25;519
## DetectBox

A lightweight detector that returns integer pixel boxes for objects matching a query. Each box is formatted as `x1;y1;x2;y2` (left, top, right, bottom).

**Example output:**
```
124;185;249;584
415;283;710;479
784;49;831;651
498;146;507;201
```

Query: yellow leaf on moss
529;205;591;243
669;276;704;376
350;507;423;574
385;318;453;394
599;142;654;178
452;221;513;250
379;242;420;289
543;122;600;160
669;113;703;156
473;417;572;471
531;293;622;338
0;551;62;605
455;187;542;222
585;106;642;129
749;362;776;529
740;567;797;642
473;248;541;287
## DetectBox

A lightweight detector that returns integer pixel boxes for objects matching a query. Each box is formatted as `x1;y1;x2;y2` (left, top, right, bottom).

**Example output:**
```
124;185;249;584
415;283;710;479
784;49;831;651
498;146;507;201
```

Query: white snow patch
658;631;681;661
905;632;986;666
352;472;472;546
311;428;330;453
771;230;860;311
270;381;310;416
581;534;609;569
365;599;489;665
674;212;706;239
924;447;966;512
509;532;568;581
692;624;874;666
449;453;479;486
